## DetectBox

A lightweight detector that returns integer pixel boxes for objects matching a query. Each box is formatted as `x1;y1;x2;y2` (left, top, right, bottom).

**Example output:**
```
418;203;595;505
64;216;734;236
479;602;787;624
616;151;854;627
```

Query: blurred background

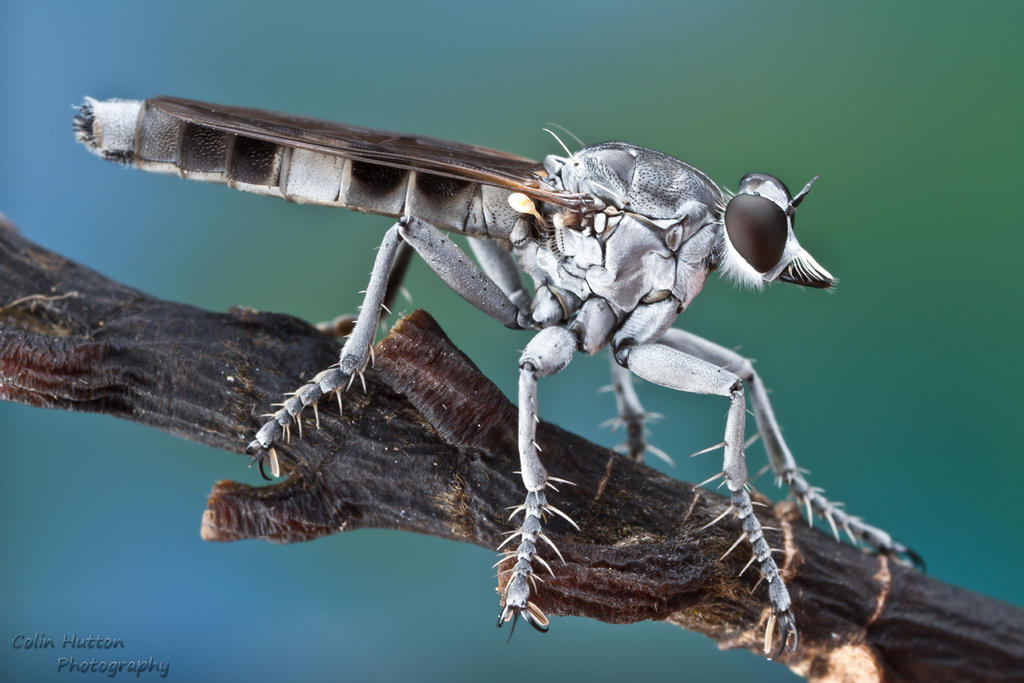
2;1;1022;680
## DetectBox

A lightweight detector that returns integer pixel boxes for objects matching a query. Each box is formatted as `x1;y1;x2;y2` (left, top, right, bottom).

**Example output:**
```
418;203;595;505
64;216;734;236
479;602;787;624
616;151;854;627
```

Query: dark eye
724;194;788;273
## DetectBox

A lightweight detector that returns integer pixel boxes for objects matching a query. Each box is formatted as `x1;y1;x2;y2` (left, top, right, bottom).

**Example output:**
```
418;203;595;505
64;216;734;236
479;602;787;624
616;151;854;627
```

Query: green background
3;1;1022;681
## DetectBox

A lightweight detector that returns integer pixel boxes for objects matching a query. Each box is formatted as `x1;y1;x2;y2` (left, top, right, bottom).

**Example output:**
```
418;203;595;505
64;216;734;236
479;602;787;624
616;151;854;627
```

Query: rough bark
1;220;1021;682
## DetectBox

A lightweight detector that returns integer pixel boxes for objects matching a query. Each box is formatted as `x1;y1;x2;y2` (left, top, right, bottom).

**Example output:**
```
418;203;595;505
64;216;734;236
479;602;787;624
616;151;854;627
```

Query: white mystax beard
716;229;769;290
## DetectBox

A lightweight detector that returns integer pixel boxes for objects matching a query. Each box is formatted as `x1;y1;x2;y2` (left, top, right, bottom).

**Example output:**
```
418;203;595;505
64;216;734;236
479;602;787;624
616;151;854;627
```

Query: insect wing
149;96;576;206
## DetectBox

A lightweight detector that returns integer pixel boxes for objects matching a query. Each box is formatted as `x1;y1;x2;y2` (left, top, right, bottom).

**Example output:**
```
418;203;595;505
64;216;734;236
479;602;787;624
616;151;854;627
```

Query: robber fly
74;96;920;659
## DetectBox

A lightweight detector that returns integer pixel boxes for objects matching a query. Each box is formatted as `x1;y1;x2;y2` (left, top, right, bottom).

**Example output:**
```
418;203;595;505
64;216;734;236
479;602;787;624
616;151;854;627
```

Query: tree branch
1;220;1021;682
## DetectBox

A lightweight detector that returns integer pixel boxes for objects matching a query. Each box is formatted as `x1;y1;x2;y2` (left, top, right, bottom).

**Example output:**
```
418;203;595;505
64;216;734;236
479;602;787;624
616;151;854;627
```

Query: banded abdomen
74;98;521;236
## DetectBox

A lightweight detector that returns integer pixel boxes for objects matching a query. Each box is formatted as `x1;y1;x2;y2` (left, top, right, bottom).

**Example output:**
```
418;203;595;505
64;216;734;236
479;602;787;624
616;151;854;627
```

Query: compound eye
724;194;788;273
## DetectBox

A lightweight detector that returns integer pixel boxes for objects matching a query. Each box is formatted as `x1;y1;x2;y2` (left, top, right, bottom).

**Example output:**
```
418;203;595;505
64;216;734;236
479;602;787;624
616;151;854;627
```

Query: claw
498;602;550;636
500;605;544;641
497;605;517;638
765;610;798;660
879;544;927;573
256;454;271;481
784;613;799;653
902;547;927;573
253;448;278;481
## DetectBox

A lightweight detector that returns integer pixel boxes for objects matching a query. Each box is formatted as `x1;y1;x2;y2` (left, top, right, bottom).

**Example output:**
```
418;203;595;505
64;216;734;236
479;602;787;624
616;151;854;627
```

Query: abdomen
75;97;517;236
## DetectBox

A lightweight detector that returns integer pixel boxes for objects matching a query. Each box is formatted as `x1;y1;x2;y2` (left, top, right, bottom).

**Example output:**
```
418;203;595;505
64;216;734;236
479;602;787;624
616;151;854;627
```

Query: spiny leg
619;341;797;658
658;328;922;569
498;326;578;633
247;217;536;478
246;223;406;475
316;240;413;338
395;219;583;629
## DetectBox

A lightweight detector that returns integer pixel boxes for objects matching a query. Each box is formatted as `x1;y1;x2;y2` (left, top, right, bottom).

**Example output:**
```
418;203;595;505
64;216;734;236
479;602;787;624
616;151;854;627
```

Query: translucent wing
148;96;577;207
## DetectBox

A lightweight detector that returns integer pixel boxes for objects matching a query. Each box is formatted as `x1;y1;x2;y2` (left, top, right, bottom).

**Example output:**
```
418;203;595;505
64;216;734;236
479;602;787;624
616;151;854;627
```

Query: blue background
3;1;1022;681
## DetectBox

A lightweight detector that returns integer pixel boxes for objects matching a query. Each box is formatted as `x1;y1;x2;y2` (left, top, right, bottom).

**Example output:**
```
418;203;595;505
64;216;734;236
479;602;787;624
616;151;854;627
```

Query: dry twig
1;223;1022;682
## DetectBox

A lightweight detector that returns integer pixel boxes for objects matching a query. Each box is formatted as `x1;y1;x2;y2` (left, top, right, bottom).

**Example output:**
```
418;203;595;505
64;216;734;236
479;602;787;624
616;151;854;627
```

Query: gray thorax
514;142;727;354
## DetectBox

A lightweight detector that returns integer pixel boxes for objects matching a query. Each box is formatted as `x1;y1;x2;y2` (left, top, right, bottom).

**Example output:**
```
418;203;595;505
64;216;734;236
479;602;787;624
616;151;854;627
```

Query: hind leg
658;327;922;568
246;222;407;476
618;340;797;658
316;241;413;338
246;217;533;478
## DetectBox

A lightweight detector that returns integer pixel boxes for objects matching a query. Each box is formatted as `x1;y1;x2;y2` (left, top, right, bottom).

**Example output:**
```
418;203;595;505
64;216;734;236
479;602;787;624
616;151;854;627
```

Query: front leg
498;326;578;633
658;328;922;568
618;341;797;659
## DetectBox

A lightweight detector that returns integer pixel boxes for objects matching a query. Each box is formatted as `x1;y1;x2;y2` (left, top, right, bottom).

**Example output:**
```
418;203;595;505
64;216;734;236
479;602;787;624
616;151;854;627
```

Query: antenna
788;175;819;213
